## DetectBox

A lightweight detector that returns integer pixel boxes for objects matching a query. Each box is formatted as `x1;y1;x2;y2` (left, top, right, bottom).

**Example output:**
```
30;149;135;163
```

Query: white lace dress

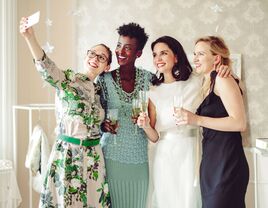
148;74;202;208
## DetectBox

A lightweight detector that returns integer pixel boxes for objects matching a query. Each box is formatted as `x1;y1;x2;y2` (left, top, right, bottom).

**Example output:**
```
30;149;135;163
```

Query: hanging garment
0;160;22;207
25;124;51;193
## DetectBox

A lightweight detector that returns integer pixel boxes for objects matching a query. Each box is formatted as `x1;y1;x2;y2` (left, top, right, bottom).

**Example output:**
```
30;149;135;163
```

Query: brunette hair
151;36;192;86
96;43;112;65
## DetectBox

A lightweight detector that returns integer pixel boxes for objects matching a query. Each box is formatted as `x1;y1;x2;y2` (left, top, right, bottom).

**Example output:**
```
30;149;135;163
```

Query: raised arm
19;17;44;61
19;17;68;89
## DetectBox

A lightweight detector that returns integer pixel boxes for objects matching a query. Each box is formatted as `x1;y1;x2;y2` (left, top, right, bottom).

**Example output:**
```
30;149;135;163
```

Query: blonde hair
195;36;232;97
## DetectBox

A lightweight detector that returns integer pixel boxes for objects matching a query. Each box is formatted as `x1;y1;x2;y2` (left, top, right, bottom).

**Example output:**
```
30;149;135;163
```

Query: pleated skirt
105;159;149;208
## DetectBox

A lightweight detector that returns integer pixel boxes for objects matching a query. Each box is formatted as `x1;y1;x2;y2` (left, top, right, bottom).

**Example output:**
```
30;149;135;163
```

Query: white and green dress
34;55;111;208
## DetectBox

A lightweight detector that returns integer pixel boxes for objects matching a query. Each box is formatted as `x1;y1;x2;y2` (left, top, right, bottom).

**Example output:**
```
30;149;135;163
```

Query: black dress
196;71;249;208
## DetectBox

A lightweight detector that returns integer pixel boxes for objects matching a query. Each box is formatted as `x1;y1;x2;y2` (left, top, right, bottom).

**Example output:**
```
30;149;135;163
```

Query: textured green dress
97;68;153;208
34;55;111;208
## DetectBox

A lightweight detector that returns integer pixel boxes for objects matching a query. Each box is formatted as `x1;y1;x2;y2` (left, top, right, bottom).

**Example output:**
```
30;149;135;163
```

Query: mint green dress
97;68;153;208
34;55;111;208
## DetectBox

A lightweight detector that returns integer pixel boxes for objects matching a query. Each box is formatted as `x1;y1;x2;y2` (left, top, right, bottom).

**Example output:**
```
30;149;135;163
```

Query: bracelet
32;50;46;63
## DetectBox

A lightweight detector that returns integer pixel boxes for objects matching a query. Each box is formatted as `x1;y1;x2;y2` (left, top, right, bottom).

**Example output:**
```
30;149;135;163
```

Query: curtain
0;0;17;161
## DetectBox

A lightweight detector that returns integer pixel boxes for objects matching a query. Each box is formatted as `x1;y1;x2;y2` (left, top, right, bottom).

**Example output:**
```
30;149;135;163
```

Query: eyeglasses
86;50;108;63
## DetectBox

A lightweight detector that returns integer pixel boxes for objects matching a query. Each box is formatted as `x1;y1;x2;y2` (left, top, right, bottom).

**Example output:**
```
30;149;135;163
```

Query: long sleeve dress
34;55;111;208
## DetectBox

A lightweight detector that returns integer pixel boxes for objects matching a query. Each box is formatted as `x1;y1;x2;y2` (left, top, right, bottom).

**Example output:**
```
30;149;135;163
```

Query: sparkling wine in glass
138;90;149;128
132;99;141;134
173;94;183;119
138;90;149;113
107;109;119;144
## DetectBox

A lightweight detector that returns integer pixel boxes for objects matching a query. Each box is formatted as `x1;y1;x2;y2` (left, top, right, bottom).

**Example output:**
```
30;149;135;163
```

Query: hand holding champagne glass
132;99;141;133
107;109;119;144
138;90;149;113
132;99;141;123
173;94;183;122
138;90;149;128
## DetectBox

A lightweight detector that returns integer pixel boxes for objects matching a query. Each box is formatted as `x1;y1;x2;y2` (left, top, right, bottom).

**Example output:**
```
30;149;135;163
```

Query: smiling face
193;41;218;75
152;42;178;75
83;44;110;78
115;35;141;66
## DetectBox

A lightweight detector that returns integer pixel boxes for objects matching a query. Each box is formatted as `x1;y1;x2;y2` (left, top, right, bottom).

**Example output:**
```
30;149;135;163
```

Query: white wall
74;1;268;206
17;0;75;207
75;0;268;146
16;0;268;207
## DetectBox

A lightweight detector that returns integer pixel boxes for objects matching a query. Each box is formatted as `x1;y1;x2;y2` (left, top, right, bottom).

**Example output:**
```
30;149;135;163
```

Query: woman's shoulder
189;72;202;82
137;67;154;77
149;85;157;92
214;72;243;96
98;70;113;80
137;66;152;72
182;73;202;88
215;73;238;88
148;81;173;96
103;70;113;76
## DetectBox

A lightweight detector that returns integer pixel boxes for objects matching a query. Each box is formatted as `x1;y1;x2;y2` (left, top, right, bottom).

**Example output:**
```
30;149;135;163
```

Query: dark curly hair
151;36;192;86
117;22;149;51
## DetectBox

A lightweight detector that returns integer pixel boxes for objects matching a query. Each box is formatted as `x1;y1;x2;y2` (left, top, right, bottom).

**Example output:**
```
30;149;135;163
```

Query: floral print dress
34;55;111;208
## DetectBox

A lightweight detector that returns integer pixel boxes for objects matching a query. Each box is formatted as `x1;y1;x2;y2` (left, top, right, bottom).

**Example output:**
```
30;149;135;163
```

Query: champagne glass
132;99;141;134
107;109;119;145
173;94;183;120
138;90;149;113
138;90;149;128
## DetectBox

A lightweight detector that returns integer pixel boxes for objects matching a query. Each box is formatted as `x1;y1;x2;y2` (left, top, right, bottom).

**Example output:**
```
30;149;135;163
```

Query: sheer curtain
0;0;17;161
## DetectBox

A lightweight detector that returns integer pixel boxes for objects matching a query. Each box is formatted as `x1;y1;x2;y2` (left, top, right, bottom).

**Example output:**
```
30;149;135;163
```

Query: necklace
115;68;122;86
115;68;136;87
115;68;135;117
114;67;141;100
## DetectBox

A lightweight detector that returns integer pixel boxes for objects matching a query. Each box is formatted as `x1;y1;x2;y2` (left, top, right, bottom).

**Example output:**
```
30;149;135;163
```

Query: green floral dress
34;55;111;208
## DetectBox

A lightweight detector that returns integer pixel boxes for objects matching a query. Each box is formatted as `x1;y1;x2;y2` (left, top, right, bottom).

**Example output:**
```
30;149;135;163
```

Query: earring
173;65;180;77
156;70;160;79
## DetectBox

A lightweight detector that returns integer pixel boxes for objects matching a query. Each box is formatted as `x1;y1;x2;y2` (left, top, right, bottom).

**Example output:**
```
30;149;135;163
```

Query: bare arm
19;17;44;60
199;76;246;131
137;99;159;142
20;17;67;89
178;76;246;132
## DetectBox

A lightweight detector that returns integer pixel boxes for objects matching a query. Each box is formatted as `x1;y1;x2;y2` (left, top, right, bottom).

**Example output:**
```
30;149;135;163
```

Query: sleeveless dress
196;71;249;208
35;55;111;208
97;68;153;208
149;74;202;208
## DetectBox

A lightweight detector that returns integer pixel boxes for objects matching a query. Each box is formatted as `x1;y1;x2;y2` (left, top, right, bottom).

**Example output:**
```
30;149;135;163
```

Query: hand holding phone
25;11;40;29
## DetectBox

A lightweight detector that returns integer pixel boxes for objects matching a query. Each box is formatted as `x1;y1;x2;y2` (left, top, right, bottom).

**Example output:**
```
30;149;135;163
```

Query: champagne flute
173;94;183;120
138;90;149;113
107;109;119;145
138;90;149;128
132;99;141;134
